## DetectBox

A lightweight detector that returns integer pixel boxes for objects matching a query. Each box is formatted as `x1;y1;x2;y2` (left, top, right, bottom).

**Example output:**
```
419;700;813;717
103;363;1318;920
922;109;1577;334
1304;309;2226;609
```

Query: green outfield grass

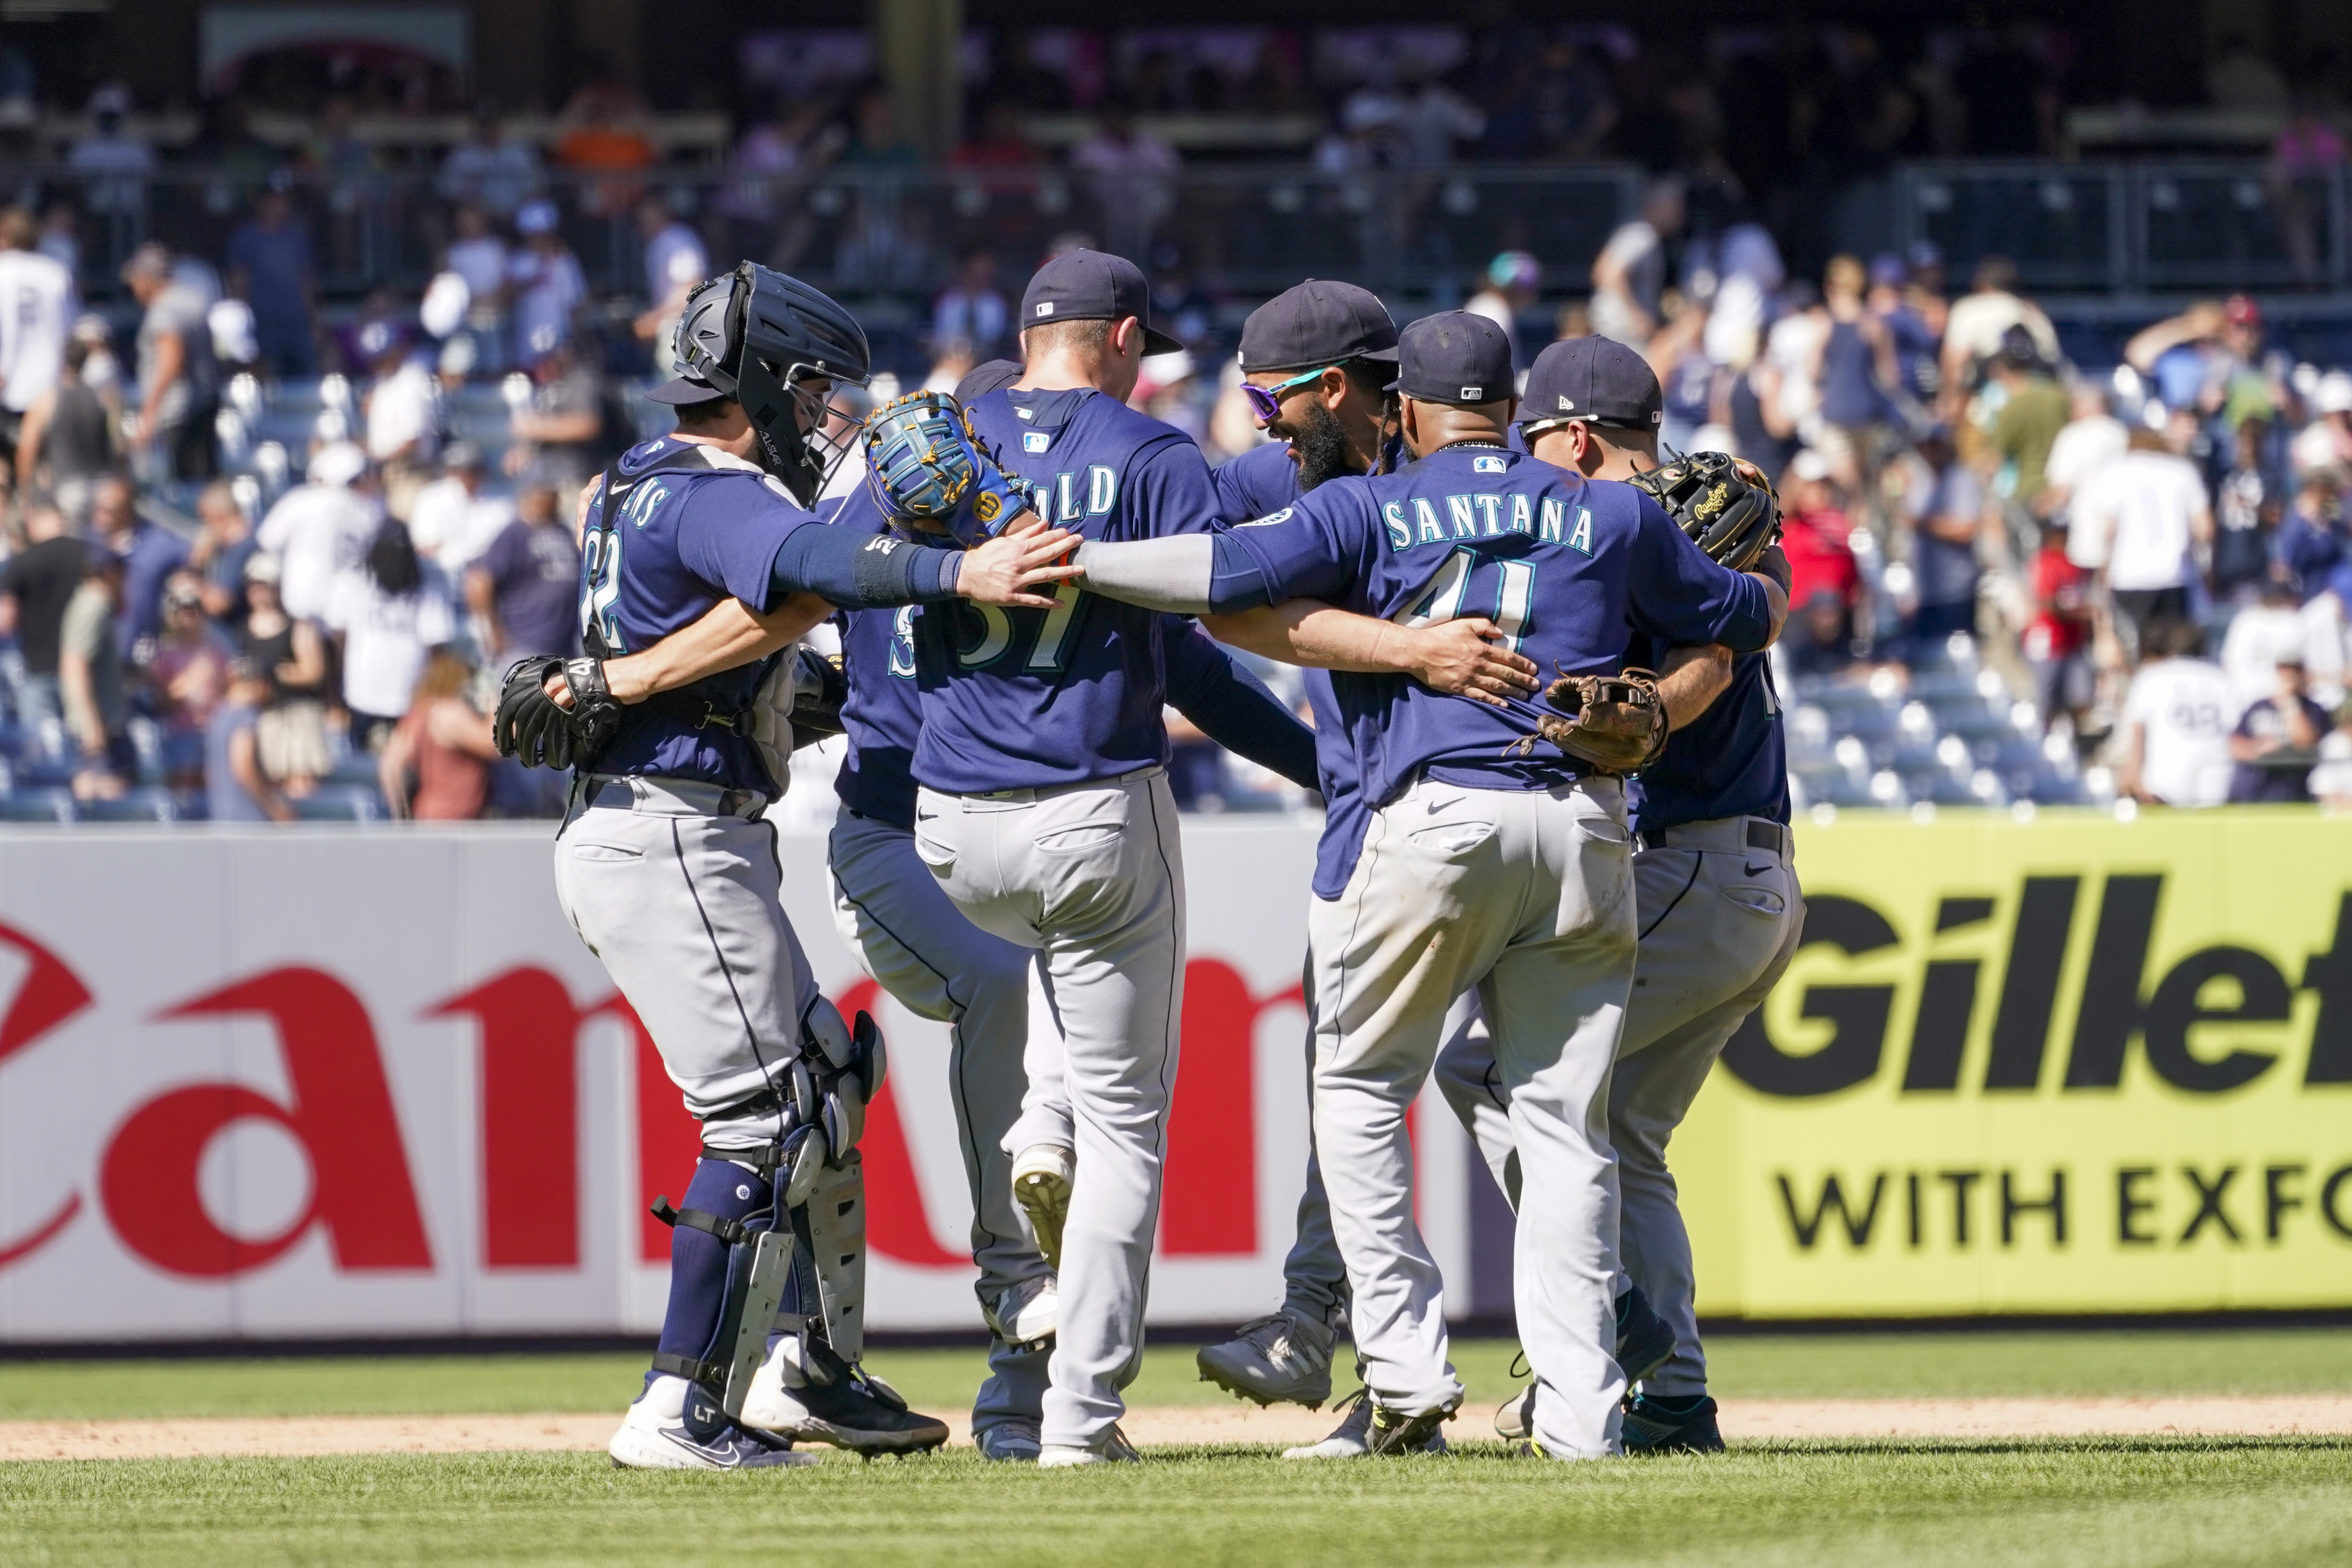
3;1328;2351;1422
3;1440;2350;1568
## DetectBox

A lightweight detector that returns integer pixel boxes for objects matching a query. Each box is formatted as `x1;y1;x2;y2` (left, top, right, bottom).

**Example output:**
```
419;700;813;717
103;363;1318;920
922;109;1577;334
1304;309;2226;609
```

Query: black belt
1649;818;1790;857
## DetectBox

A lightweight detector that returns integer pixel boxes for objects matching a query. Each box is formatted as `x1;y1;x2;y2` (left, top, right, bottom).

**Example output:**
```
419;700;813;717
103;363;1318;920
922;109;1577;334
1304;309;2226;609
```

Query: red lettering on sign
622;1001;705;1264
430;969;592;1270
0;924;92;1270
1163;959;1301;1257
100;968;434;1278
838;979;965;1267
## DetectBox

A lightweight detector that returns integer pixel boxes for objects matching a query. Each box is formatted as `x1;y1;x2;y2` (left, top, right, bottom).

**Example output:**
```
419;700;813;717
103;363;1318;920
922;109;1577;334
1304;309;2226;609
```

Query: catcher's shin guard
646;1159;792;1420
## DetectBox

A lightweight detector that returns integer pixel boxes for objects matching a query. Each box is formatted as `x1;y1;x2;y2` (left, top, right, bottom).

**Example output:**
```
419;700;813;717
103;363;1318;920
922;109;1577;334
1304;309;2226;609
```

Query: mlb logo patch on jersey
1023;431;1051;453
1472;455;1506;474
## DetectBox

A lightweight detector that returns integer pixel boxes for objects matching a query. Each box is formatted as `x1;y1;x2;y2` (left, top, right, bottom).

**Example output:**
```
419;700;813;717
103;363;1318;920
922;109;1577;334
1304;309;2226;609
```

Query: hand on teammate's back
955;526;1083;608
1400;618;1540;706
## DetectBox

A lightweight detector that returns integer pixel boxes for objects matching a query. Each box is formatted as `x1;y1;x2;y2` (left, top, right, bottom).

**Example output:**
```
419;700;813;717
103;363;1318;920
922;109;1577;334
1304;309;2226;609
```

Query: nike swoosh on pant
1744;863;1770;877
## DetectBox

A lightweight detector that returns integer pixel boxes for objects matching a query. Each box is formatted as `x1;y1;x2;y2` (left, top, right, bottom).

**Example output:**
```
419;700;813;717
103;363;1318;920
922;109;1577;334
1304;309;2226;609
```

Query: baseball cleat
1282;1388;1451;1459
740;1337;951;1457
975;1418;1043;1462
1197;1306;1340;1409
1621;1392;1726;1454
1037;1423;1141;1467
1494;1384;1535;1442
608;1374;818;1470
1011;1143;1075;1272
983;1273;1059;1351
1614;1284;1676;1387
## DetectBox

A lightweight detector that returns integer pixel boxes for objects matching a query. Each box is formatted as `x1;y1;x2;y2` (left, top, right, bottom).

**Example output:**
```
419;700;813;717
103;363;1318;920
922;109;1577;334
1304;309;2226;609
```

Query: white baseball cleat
982;1273;1059;1351
608;1374;818;1470
1011;1143;1075;1272
1037;1424;1140;1467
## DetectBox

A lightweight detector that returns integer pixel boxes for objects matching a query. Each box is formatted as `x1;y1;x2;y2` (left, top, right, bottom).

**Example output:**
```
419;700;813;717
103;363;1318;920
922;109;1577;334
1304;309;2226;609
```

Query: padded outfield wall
0;812;2342;1343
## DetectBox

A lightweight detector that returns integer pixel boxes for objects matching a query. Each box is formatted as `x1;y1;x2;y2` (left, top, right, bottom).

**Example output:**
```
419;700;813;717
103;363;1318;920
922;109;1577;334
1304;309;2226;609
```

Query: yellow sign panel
1677;809;2352;1316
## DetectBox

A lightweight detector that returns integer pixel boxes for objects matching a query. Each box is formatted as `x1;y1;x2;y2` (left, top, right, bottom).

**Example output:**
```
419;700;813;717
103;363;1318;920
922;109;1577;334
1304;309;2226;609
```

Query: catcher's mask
652;262;871;507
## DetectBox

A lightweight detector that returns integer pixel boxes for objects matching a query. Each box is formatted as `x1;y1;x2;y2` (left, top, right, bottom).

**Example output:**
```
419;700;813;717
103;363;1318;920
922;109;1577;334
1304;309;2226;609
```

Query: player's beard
1289;400;1358;493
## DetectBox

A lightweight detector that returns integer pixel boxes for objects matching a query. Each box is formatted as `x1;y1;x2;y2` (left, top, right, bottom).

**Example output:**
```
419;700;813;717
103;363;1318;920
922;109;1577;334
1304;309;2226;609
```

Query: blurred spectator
1341;61;1486;170
188;479;257;627
507;201;587;368
146;570;231;786
2293;371;2352;478
437;104;541;219
2277;472;2349;602
0;206;74;468
1984;327;2069;520
2211;417;2281;604
95;473;188;662
2125;296;2269;419
1782;589;1860;679
205;660;290;822
1589;180;1683;348
1151;247;1215;356
407;443;513;575
468;477;579;662
632;196;709;378
505;342;609;497
1780;451;1863;643
840;87;921;169
380;650;497;820
1466;252;1540;368
2220;578;2332;717
1069;109;1179;262
12;337;112;522
2074;426;2213;665
2228;655;2330;803
2269;96;2345;287
951;103;1038;169
931;251;1007;358
37;203;80;280
325;519;454;752
1868;252;1939;419
123;244;221;483
0;501;85;729
256;442;379;623
440;206;510;375
2120;619;2233;808
58;549;129;799
1899;426;1982;654
1939;256;2055;404
224;182;318;379
2310;707;2352;808
1817;254;1898;507
235;552;330;794
359;322;441;520
2040;382;2128;527
2024;515;2094;733
555;71;656;218
64;84;152;220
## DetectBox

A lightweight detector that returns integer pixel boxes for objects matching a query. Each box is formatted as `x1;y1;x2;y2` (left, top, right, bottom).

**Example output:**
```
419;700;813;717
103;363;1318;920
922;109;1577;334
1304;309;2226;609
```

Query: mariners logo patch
1023;431;1051;453
1472;455;1506;474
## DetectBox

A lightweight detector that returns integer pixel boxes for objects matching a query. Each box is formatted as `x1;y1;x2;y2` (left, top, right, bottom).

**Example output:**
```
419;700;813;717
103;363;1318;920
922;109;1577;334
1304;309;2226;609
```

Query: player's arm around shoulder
1622;485;1781;653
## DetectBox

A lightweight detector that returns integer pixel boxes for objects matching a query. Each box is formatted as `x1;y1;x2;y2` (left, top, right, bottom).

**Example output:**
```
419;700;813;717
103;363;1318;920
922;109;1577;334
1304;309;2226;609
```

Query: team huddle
491;247;1801;1468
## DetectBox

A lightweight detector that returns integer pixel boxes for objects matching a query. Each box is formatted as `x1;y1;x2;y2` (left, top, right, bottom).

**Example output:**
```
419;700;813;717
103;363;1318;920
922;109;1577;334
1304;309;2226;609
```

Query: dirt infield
5;1397;2350;1461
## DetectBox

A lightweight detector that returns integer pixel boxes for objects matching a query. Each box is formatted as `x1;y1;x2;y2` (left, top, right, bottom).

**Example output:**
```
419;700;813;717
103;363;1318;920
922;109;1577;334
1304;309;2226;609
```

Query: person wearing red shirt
2025;516;2094;735
1778;451;1862;644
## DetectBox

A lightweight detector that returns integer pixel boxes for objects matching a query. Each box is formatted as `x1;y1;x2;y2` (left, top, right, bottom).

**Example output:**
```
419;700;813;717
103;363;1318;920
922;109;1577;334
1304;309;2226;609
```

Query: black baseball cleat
1365;1399;1457;1457
1621;1392;1726;1454
741;1338;951;1457
1615;1284;1676;1387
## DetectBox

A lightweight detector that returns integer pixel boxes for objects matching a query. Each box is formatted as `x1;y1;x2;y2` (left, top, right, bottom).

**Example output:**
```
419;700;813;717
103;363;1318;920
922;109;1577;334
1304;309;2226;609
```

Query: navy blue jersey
911;386;1220;793
578;436;818;794
1627;649;1789;836
1218;443;1770;895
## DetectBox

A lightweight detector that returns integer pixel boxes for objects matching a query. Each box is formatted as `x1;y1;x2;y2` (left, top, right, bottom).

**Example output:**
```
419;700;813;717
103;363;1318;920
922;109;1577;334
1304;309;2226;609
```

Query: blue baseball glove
861;390;1031;540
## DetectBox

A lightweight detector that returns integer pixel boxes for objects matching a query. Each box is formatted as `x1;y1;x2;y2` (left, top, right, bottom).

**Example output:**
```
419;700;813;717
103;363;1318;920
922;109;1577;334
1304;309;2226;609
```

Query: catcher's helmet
648;262;871;506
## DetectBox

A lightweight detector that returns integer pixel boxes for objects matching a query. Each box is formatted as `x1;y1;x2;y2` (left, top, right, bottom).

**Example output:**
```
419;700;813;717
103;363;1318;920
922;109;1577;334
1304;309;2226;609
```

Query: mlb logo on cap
1388;312;1515;407
1035;303;1054;317
1017;249;1184;353
1461;386;1483;401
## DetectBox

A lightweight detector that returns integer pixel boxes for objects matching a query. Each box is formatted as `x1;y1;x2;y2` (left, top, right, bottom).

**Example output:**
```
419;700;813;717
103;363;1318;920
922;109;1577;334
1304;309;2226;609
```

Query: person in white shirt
631;197;708;377
256;442;382;622
2041;383;2129;525
435;104;542;219
65;85;153;219
2122;619;2237;808
1588;180;1684;348
2072;424;2214;664
324;519;455;751
1939;255;2059;402
506;202;586;368
0;206;77;440
2218;578;2336;717
405;442;514;577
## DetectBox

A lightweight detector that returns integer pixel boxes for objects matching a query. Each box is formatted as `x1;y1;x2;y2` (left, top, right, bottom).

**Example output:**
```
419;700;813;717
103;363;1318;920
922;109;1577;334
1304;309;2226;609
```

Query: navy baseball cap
1019;249;1182;355
1519;337;1662;433
1237;280;1400;373
1388;311;1515;406
955;359;1024;401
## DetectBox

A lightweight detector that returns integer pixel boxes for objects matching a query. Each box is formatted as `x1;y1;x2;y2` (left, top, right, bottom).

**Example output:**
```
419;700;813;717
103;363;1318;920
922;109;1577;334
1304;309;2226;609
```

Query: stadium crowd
0;28;2349;821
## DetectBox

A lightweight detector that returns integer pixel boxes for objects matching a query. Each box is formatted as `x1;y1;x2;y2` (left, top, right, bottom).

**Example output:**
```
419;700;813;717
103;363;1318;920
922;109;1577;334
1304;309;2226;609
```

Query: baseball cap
307;441;367;488
1869;252;1907;288
1017;249;1182;356
1388;311;1515;406
1519;336;1662;432
955;358;1024;401
243;551;283;585
1236;280;1400;373
2224;293;2263;329
516;200;559;236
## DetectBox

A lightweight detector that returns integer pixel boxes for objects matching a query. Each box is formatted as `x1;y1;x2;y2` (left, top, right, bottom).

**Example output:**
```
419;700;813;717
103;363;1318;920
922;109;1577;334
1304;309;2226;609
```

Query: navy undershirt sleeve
767;527;963;609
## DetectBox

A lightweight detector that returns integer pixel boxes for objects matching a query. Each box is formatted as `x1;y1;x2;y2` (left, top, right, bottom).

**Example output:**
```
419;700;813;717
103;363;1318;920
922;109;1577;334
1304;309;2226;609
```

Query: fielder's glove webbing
861;390;1031;538
1627;451;1781;572
494;654;622;770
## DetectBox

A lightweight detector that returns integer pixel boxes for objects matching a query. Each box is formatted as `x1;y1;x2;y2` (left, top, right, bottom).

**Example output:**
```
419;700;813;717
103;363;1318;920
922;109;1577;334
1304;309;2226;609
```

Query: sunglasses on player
1242;364;1343;424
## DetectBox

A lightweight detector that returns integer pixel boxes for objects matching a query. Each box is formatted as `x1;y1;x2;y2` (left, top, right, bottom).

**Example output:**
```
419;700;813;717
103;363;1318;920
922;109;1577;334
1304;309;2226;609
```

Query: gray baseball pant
827;809;1068;1437
914;768;1186;1450
1311;776;1636;1459
1435;815;1806;1399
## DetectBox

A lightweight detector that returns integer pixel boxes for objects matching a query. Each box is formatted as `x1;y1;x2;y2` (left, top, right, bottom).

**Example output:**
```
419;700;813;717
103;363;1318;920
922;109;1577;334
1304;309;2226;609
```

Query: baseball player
1437;337;1804;1454
825;353;1324;1461
496;263;1079;1471
1066;312;1785;1458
